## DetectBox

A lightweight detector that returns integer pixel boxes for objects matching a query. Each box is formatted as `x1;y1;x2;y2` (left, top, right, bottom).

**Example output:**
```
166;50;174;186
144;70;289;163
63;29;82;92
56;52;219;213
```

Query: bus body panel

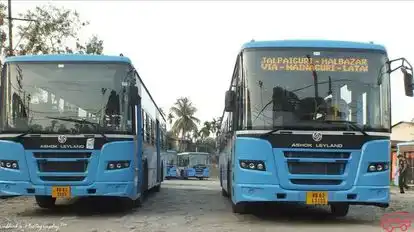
229;136;390;205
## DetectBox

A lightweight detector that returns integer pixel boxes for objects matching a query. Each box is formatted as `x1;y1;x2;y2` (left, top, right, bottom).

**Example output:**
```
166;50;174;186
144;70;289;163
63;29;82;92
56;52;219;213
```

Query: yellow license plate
306;191;328;205
52;186;71;199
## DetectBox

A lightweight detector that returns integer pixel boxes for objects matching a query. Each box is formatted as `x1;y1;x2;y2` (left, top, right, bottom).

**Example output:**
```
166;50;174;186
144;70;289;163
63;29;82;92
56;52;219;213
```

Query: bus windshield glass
242;48;391;132
1;62;135;134
189;154;208;166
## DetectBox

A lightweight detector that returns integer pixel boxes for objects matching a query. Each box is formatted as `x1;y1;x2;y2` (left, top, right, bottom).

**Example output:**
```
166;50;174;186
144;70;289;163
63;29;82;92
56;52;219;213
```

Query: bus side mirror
402;67;413;97
224;90;235;112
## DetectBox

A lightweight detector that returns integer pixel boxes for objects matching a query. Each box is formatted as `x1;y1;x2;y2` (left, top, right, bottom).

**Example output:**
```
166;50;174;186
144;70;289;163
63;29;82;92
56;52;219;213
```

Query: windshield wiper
259;124;320;138
13;128;35;141
322;120;368;136
46;116;108;140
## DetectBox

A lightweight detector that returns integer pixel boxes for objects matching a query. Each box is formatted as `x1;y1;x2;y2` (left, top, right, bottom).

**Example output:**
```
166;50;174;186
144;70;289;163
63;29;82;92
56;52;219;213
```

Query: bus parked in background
218;39;414;216
177;152;210;180
163;150;178;179
0;54;167;210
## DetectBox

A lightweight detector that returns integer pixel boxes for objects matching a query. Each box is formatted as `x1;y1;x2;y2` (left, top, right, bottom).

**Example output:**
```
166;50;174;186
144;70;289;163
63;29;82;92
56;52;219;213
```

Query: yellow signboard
260;56;369;72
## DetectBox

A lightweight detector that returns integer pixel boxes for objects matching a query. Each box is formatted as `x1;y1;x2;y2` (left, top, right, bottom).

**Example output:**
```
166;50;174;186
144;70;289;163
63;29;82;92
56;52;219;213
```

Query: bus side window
142;110;146;143
145;113;150;143
151;120;155;145
160;129;163;148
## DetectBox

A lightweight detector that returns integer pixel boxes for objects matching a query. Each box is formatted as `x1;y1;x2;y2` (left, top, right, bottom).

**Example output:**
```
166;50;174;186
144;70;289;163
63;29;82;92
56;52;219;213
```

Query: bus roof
241;40;386;52
177;152;210;156
4;54;132;63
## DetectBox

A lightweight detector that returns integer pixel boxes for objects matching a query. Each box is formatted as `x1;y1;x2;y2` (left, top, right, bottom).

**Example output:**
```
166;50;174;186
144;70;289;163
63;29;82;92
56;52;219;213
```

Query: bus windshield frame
0;61;135;135
241;47;391;133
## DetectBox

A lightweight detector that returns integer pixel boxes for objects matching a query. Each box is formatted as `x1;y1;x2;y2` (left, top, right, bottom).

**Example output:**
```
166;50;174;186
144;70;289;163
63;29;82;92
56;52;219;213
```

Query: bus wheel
119;197;134;211
232;202;248;214
221;188;228;197
154;184;161;192
330;203;349;217
133;197;143;208
35;196;56;209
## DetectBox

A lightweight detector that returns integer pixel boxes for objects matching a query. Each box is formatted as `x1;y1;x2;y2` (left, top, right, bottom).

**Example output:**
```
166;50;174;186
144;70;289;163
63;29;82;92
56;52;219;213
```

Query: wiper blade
322;120;368;136
13;129;34;141
260;128;283;138
260;125;319;138
46;116;108;140
46;116;98;125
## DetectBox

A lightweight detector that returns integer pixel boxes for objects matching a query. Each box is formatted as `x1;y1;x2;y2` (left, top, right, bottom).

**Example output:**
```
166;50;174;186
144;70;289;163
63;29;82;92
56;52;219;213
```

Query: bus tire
133;197;143;208
232;202;248;214
330;203;349;217
119;197;133;211
221;188;228;197
154;184;161;192
35;196;56;209
160;163;164;182
141;159;149;196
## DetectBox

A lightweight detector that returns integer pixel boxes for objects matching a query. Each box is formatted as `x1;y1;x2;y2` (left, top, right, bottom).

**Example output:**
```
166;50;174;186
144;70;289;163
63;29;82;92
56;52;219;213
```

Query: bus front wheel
330;203;349;217
232;202;248;214
35;196;56;209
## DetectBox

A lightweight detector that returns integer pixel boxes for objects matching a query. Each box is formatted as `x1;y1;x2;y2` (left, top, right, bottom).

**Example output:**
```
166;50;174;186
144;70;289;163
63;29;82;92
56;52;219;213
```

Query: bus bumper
233;184;389;208
0;181;136;199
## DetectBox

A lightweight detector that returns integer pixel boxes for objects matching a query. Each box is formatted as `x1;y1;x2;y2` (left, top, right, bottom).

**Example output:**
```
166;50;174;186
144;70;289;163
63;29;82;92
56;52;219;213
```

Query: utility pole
4;0;36;57
7;0;12;57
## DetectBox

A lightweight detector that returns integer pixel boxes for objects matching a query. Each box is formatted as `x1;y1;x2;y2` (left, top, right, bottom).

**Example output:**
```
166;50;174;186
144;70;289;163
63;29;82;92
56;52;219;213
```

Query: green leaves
0;3;104;56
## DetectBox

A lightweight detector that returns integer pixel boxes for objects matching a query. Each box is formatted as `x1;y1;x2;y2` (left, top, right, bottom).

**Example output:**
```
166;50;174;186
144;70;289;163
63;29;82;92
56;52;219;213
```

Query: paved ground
0;180;412;232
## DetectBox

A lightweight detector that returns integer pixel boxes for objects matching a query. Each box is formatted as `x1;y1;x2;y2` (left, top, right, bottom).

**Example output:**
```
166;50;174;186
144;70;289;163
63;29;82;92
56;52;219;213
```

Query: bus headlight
239;160;266;171
0;160;19;170
367;162;389;172
107;161;131;170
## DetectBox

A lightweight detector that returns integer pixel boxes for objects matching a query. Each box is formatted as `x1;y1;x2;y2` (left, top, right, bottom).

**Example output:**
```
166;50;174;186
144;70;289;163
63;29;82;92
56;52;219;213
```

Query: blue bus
0;54;167;209
163;150;178;179
218;40;414;216
177;152;210;180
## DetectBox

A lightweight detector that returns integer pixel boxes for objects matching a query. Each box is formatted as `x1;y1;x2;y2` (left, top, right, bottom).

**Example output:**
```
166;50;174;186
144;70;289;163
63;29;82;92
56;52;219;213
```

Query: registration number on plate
306;191;328;205
52;186;71;199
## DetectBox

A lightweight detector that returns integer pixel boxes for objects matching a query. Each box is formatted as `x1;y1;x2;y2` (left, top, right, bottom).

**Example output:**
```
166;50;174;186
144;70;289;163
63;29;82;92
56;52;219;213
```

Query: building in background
391;121;414;184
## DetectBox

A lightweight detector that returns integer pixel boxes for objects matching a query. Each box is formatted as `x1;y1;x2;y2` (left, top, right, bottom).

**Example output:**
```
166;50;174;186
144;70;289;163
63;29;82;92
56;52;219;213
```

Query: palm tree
170;97;200;151
200;121;211;139
210;117;222;136
167;113;174;125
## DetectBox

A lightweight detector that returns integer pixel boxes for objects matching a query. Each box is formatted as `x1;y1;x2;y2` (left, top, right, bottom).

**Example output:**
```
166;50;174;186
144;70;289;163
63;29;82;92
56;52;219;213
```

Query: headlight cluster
367;162;389;172
239;160;266;171
0;160;19;169
107;161;130;170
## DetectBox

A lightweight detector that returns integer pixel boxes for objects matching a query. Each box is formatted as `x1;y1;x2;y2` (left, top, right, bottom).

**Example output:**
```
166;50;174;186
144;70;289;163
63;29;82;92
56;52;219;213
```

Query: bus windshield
242;48;391;132
189;154;208;166
1;62;135;134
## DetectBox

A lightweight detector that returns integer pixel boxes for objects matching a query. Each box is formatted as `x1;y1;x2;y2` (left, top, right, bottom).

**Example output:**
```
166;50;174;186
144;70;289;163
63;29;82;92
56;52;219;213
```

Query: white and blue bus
0;54;167;209
218;39;413;216
177;152;210;180
163;150;178;179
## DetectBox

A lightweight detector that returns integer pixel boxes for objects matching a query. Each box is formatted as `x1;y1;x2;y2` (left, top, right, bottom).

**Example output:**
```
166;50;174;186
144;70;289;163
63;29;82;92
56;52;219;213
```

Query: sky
7;0;414;129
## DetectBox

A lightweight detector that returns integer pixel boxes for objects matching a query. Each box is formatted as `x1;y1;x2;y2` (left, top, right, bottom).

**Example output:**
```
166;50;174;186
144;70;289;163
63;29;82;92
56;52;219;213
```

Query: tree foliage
0;3;104;56
166;96;223;153
170;97;200;139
